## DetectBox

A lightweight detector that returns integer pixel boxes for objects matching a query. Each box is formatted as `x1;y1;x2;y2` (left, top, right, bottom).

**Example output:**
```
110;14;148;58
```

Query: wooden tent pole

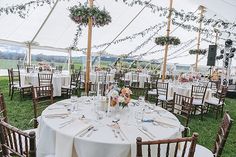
85;0;94;95
161;0;173;82
195;5;206;72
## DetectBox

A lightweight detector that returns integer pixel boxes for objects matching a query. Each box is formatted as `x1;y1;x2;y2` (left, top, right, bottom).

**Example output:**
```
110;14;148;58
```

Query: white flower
118;96;125;103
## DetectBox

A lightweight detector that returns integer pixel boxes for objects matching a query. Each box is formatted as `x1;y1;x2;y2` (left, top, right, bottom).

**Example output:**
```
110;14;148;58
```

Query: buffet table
37;97;184;157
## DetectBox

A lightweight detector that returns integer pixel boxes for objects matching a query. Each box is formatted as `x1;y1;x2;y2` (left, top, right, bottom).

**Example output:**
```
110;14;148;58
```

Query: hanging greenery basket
189;49;207;55
155;36;180;46
69;4;112;27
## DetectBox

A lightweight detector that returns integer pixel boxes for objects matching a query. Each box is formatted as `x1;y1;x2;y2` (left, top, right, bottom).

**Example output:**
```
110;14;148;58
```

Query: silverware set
79;126;95;137
112;128;125;141
59;118;75;128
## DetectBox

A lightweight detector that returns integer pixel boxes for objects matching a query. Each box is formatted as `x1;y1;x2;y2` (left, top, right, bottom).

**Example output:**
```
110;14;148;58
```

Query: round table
37;97;184;157
20;72;70;96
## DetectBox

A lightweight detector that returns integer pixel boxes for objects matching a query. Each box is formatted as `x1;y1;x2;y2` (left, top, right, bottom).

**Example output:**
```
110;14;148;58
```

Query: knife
79;126;94;137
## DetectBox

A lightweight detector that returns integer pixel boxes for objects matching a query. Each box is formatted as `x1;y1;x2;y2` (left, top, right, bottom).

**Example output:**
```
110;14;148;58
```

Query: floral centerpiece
107;86;132;108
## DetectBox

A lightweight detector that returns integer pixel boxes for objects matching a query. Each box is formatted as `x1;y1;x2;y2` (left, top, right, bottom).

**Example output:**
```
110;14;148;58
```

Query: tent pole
195;5;206;72
85;0;94;95
161;0;173;82
27;43;31;65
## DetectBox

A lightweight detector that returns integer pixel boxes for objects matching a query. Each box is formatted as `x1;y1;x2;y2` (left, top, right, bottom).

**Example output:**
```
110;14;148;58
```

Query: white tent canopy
0;0;235;66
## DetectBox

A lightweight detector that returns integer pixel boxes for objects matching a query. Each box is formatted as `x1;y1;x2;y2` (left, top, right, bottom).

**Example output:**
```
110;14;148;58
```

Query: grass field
0;76;235;156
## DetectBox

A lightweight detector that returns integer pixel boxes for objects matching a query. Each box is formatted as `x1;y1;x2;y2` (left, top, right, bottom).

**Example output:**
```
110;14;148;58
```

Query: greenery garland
155;36;180;46
69;4;111;27
189;49;207;55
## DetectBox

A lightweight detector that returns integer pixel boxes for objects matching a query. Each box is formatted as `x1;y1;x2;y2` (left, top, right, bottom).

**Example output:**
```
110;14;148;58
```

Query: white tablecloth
149;83;212;101
37;97;184;157
125;72;150;88
20;73;70;96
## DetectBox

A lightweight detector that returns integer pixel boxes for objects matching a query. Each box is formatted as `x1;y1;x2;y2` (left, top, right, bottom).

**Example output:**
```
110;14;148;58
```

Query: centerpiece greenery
189;49;207;55
155;36;180;46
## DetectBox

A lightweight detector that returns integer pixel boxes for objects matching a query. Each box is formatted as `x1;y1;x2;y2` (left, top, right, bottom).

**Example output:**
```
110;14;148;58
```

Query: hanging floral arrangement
155;36;180;46
189;49;207;55
69;4;112;27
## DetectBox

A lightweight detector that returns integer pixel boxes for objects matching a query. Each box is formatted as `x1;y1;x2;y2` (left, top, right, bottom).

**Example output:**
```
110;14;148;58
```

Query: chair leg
215;106;219;119
200;105;203;121
194;106;197;115
10;88;14;100
221;105;224;117
8;85;11;96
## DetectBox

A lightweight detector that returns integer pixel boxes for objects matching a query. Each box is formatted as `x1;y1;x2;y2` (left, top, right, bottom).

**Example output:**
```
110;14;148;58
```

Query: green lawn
0;76;235;157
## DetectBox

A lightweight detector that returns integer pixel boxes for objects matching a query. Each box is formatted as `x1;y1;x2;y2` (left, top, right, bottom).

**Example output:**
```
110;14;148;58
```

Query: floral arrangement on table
189;49;207;55
155;36;180;46
69;4;112;27
107;86;132;108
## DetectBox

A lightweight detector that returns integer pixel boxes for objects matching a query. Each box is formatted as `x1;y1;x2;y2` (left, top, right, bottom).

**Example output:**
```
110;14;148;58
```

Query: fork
112;129;118;138
116;130;124;141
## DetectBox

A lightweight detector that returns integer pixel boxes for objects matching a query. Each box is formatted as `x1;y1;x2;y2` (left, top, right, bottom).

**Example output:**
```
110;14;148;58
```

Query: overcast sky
0;0;235;66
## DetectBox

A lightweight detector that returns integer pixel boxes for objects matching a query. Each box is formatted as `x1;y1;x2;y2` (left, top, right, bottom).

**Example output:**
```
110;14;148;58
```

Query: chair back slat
136;133;198;157
174;141;178;157
32;84;53;128
129;86;148;100
172;93;193;136
191;85;207;102
38;73;53;86
215;85;228;104
212;112;233;157
0;121;36;157
156;82;169;99
166;143;170;157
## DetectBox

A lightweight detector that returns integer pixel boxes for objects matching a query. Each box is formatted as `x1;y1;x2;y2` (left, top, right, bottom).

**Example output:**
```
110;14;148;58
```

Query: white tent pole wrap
161;0;174;82
195;5;206;72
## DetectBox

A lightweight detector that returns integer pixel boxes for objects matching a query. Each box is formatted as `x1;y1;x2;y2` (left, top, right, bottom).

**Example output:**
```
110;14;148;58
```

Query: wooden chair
170;92;193;137
0;120;36;157
190;85;207;120
38;73;53;86
0;93;8;123
156;82;172;108
150;74;159;89
194;112;233;157
208;80;220;97
205;85;228;119
129;86;148;100
131;72;139;87
136;133;198;157
61;72;80;98
9;68;32;100
32;84;53;128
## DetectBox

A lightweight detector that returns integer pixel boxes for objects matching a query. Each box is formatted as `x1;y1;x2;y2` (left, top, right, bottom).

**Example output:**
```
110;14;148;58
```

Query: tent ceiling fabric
0;0;235;65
